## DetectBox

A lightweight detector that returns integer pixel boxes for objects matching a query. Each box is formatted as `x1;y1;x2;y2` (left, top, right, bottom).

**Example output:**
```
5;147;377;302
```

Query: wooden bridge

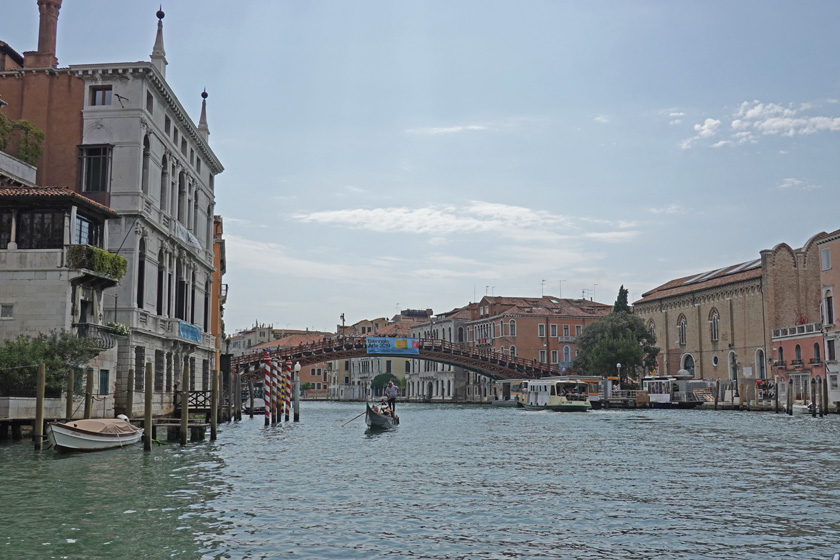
233;338;557;381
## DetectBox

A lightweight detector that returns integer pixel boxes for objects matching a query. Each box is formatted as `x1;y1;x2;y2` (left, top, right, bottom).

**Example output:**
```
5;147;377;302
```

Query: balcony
74;322;123;350
67;244;127;286
809;358;822;365
773;360;786;367
790;359;803;367
558;335;576;343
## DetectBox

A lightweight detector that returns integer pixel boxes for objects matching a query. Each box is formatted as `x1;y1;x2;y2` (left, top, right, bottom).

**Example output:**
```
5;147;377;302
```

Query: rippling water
3;403;840;559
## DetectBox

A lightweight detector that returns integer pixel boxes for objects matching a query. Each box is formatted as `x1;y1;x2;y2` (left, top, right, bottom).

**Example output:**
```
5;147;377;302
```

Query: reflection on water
3;403;840;559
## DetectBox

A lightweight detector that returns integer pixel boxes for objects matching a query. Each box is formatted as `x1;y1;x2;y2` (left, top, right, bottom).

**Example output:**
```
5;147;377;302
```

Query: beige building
634;232;828;386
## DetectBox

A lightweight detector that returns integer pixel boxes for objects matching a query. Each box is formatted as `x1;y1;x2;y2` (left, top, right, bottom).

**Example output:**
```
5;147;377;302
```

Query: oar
342;408;367;427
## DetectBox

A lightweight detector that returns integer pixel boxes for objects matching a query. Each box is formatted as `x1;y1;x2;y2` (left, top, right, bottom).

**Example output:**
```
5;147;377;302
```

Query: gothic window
710;309;720;342
677;315;687;345
794;344;802;363
509;320;516;336
755;348;766;379
509;346;517;359
814;343;821;363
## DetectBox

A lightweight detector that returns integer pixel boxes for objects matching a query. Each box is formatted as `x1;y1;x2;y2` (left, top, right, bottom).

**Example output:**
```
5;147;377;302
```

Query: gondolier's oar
341;409;367;427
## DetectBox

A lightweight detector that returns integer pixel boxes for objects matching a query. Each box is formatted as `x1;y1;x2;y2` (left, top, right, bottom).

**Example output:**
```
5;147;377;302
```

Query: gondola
365;403;399;429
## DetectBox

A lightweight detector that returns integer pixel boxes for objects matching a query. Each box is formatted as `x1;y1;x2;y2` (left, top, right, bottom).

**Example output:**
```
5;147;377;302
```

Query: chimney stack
24;0;62;68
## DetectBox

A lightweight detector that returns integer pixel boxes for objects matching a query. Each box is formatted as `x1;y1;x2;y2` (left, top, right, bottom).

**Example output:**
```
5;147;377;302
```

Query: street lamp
616;362;621;389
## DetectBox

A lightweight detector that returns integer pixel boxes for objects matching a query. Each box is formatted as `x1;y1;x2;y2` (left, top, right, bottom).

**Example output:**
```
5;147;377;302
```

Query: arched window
509;320;516;336
677;315;687;345
141;136;150;194
778;347;784;364
136;238;146;309
648;320;656;339
177;172;186;223
683;354;695;376
203;280;210;332
457;327;464;343
509;346;516;359
563;346;571;364
156;249;165;316
159;155;169;212
755;348;766;379
824;289;834;325
794;344;802;363
710;309;719;342
814;342;821;363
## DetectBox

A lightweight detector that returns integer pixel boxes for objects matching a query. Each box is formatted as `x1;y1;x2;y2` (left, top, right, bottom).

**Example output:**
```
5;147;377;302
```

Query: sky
3;1;840;334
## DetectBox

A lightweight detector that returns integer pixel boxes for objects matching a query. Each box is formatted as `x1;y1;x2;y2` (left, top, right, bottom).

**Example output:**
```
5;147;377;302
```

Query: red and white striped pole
284;360;292;422
271;359;282;422
262;351;271;426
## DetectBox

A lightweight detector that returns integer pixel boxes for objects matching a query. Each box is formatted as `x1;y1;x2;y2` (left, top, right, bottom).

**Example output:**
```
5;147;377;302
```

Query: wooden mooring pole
34;363;45;450
248;380;254;418
180;357;189;445
84;368;94;419
126;368;134;420
144;362;153;451
714;380;719;410
66;369;74;419
210;369;218;441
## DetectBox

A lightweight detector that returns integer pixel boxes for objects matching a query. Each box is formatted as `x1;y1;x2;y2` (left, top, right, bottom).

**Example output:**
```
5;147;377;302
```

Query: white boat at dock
492;379;529;407
521;378;592;412
46;415;143;452
642;370;707;409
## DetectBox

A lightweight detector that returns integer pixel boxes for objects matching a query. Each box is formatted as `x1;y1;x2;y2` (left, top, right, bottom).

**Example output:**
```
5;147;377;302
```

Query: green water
3;403;840;559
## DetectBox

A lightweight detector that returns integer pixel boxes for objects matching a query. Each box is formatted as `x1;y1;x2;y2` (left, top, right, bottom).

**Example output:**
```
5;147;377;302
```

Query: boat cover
62;419;141;434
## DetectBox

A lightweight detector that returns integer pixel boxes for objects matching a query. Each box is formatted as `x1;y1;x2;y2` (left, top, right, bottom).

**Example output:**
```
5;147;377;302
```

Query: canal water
3;403;840;560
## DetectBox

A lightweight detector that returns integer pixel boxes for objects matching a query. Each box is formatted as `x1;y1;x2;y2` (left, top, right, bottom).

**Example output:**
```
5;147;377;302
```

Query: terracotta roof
477;296;611;319
0;185;118;218
635;260;763;304
377;322;412;337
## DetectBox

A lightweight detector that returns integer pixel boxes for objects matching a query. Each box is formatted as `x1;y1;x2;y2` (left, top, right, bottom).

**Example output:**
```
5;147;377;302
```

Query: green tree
0;114;45;166
613;285;631;314
572;289;658;387
0;331;101;397
371;373;399;391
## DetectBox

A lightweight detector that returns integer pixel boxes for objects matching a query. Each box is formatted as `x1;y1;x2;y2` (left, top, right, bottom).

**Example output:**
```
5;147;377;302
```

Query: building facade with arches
635;232;830;389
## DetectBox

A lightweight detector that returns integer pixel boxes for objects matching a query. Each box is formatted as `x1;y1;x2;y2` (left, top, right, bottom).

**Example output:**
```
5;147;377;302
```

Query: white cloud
777;177;822;191
681;100;840;149
406;124;489;135
594;115;610;124
649;204;685;215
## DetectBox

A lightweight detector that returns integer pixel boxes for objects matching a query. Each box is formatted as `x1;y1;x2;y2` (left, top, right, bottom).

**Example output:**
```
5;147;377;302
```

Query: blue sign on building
178;321;202;343
366;337;420;355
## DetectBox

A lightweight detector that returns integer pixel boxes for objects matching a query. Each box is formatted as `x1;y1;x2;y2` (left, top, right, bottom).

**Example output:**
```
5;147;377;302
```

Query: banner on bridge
366;337;420;355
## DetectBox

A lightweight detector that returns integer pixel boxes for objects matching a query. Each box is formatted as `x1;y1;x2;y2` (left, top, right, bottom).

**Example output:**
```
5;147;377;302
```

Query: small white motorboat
47;415;144;452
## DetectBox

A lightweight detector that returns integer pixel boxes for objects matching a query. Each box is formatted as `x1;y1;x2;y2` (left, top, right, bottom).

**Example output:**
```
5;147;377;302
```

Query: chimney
24;0;62;68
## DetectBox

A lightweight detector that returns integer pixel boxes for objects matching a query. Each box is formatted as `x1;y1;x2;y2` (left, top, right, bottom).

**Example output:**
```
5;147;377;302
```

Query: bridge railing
234;337;556;378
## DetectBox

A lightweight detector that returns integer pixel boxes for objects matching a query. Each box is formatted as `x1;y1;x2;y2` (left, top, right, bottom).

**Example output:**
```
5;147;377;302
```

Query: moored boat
642;371;707;409
492;379;529;407
521;378;592;411
47;415;144;452
365;403;399;429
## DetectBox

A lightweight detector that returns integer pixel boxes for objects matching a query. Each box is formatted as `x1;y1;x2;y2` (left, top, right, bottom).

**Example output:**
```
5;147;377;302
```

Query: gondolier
385;380;398;413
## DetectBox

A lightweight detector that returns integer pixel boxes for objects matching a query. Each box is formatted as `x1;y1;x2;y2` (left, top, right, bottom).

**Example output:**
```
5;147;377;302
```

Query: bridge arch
233;338;555;381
